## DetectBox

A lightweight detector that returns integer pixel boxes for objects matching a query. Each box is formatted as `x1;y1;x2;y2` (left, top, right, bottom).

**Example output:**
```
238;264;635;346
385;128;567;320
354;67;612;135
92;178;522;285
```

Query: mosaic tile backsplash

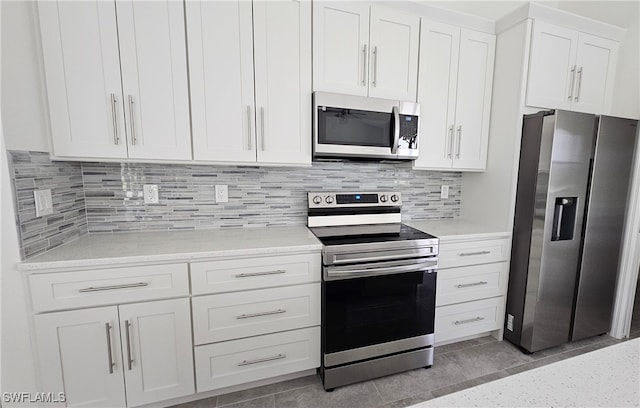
8;151;88;259
82;161;460;232
9;151;461;258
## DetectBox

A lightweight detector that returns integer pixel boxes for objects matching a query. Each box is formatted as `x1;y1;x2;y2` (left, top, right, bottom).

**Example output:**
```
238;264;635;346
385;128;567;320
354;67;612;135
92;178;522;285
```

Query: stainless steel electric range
307;191;439;391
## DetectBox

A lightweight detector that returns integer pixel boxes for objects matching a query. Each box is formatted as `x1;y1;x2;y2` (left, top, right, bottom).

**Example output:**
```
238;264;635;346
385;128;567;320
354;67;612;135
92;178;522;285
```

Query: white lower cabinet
435;297;505;344
194;327;320;392
34;299;194;407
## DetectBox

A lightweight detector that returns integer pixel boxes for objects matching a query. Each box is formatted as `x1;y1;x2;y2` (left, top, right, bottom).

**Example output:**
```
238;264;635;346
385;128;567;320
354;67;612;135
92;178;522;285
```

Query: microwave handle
391;106;400;154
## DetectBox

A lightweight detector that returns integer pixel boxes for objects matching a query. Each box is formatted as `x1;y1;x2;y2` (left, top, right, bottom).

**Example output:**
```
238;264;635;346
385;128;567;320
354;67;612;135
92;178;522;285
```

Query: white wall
1;1;50;152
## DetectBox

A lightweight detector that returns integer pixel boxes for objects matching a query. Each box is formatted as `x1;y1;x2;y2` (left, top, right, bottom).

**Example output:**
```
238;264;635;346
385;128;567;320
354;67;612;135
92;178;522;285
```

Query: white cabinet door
573;32;619;114
119;298;194;407
38;1;128;159
368;6;420;101
186;0;256;163
34;307;125;408
526;21;578;110
414;21;460;170
253;0;312;165
117;1;191;160
453;29;495;170
312;2;370;96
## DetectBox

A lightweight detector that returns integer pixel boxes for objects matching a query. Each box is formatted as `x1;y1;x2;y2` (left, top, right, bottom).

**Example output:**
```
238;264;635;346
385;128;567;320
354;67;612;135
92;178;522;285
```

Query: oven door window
323;271;436;354
317;107;393;148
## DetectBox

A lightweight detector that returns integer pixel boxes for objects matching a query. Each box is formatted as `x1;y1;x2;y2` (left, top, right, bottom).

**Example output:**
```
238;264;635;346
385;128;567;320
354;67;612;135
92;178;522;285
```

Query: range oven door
313;91;419;160
322;258;436;367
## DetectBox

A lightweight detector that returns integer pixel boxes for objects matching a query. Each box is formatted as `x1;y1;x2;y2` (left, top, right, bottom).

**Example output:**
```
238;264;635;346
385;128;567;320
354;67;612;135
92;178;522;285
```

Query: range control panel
307;191;402;208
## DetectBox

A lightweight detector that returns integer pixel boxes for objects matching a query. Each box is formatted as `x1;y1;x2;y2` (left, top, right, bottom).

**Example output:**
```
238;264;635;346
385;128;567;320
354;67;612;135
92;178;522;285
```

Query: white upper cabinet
39;1;127;159
313;2;419;101
368;7;420;101
39;0;191;161
526;20;619;114
414;21;495;171
187;0;311;165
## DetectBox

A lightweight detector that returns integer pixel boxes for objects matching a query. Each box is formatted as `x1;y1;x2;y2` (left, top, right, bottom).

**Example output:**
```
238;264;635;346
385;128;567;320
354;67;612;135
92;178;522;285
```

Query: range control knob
391;194;399;203
380;195;388;203
325;196;335;204
312;195;322;205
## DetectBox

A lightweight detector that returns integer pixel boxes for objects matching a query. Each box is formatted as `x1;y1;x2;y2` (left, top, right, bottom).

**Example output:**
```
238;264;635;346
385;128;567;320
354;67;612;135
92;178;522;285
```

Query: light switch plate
440;185;450;199
34;189;54;217
215;185;228;203
143;184;159;204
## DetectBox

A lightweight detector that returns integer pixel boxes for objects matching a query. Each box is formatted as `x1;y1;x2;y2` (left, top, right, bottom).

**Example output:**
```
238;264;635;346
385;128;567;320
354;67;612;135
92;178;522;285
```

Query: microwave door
315;106;397;159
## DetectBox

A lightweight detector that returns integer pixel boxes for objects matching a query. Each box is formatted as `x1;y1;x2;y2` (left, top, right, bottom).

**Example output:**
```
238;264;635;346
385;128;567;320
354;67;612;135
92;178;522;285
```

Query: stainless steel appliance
505;110;638;353
307;191;438;390
313;92;420;161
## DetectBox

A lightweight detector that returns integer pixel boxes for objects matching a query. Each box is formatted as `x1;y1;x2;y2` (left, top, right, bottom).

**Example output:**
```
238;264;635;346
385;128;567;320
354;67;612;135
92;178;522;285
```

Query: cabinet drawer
435;297;504;344
194;327;320;392
436;262;508;307
190;253;320;295
438;238;510;269
192;283;320;345
29;264;189;312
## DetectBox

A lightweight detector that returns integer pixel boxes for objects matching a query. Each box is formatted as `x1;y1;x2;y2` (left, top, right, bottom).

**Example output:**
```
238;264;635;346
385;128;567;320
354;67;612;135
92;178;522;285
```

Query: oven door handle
331;248;435;265
325;259;437;281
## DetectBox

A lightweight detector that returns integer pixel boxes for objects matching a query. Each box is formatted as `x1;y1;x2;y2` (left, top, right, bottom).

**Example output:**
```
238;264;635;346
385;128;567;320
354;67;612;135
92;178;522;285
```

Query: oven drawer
190;253;320;295
29;264;189;312
436;262;508;307
435;297;505;344
194;327;320;392
192;283;320;345
438;238;510;269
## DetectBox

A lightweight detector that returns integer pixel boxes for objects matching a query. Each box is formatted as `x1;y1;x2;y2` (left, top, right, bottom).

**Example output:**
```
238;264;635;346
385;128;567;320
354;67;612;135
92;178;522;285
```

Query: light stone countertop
414;338;640;407
19;226;322;272
406;218;511;242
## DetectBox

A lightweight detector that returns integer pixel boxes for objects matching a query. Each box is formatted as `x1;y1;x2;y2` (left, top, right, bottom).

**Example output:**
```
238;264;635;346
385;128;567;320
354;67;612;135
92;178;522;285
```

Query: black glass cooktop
309;223;437;246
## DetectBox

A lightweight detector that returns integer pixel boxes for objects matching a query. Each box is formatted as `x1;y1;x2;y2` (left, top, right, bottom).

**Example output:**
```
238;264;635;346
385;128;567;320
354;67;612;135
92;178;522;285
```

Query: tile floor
172;333;635;408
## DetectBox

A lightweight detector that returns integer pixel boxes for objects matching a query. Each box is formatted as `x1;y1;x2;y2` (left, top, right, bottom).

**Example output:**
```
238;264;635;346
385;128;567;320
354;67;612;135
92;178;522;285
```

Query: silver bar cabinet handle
447;125;454;158
458;250;490;257
454;317;485;325
105;323;115;374
372;46;378;87
568;65;576;100
236;270;286;278
236;309;286;320
246;105;253;150
110;93;119;145
238;354;286;366
455;125;462;158
574;67;583;101
456;281;488;288
362;44;367;86
260;107;266;151
128;95;137;145
79;282;149;293
125;320;133;371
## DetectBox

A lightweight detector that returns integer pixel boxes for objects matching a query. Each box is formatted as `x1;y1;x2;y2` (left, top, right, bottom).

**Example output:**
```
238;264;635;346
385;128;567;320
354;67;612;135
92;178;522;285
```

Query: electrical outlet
215;185;228;203
143;184;159;204
507;314;514;331
440;185;450;199
34;189;54;217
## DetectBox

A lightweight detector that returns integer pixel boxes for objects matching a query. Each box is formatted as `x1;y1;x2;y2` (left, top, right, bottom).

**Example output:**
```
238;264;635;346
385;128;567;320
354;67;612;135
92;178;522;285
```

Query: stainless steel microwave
313;92;420;161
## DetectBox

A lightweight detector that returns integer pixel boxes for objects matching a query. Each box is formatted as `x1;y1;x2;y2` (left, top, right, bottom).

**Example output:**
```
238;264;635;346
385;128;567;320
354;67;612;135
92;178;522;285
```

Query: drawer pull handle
458;251;491;257
79;282;149;293
238;353;286;366
236;309;286;319
456;281;488;288
454;317;485;325
105;323;115;374
236;270;286;278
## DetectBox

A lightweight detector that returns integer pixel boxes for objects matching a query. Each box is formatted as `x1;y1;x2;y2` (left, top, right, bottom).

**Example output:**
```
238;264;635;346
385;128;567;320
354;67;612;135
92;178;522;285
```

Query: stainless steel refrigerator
505;110;638;353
